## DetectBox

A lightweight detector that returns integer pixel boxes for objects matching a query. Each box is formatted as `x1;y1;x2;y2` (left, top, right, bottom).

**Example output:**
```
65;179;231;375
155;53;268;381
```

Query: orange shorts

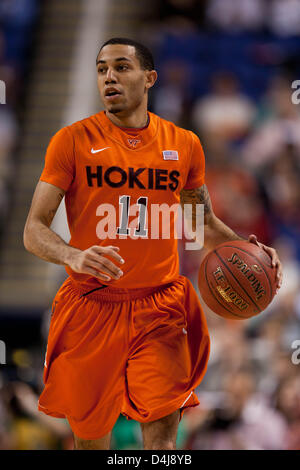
38;276;210;440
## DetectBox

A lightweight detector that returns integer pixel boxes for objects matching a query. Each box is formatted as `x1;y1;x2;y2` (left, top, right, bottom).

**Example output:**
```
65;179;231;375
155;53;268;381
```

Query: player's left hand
248;234;283;293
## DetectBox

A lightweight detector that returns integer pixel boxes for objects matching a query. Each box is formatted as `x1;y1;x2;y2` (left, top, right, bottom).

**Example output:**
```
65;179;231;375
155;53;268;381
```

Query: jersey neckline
95;110;159;151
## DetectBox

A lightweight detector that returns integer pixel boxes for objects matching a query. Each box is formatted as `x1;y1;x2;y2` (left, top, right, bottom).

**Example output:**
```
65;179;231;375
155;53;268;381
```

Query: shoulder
46;114;99;143
65;112;103;137
153;112;199;146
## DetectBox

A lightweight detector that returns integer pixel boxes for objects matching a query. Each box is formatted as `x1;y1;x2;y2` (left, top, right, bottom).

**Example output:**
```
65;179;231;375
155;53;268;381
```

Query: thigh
141;410;180;450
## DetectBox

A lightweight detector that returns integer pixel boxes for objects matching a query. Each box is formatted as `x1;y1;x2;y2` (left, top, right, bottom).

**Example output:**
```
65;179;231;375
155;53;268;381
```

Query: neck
105;103;149;129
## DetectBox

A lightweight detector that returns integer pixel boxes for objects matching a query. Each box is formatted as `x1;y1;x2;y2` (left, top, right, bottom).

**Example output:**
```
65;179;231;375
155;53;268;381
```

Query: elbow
204;212;216;231
23;228;30;252
23;221;33;253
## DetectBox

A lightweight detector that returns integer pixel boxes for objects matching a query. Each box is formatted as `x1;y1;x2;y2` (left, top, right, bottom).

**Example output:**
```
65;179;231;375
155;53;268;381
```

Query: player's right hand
68;245;124;282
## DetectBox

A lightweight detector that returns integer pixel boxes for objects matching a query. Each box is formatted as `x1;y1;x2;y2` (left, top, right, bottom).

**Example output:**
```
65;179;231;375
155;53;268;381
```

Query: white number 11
117;195;148;237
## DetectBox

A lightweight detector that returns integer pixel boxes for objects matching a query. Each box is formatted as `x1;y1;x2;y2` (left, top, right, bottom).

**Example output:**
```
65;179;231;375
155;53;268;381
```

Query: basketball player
23;38;282;450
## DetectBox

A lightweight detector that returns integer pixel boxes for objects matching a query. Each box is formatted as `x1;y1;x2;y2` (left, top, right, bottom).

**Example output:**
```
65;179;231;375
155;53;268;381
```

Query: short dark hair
98;37;155;71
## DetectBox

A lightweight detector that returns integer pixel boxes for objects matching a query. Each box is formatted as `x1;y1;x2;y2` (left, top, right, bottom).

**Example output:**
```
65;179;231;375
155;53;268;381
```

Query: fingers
262;245;283;292
274;261;283;293
248;234;260;247
92;245;125;265
87;256;123;280
86;246;124;280
70;246;125;281
248;236;283;293
81;266;112;282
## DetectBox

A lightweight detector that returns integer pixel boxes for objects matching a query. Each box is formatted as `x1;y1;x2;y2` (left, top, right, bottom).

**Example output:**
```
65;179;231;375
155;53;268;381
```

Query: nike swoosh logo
91;147;110;154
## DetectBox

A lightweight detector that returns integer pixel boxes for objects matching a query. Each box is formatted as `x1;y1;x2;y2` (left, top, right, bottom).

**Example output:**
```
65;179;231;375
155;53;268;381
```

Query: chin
108;107;123;114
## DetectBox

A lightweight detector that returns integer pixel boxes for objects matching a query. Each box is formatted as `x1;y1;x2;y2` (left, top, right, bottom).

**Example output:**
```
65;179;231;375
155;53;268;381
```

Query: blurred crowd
149;0;300;36
0;0;38;242
0;0;300;451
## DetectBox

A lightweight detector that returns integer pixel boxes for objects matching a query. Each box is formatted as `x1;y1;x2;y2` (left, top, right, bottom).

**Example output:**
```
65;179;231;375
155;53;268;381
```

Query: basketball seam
216;244;273;303
203;257;247;319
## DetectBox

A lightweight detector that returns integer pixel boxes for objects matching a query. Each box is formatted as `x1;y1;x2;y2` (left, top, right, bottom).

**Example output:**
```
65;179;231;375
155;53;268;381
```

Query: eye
98;67;106;74
117;64;128;71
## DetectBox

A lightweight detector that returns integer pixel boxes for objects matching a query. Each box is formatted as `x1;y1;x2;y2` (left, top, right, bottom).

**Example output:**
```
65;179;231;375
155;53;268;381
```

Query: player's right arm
23;181;124;282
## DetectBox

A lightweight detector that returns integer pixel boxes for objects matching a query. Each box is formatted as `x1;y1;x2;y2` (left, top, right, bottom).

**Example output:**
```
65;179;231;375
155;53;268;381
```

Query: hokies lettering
85;166;180;191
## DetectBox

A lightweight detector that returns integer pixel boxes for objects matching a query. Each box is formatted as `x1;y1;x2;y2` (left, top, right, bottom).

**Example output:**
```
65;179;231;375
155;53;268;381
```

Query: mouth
104;88;122;101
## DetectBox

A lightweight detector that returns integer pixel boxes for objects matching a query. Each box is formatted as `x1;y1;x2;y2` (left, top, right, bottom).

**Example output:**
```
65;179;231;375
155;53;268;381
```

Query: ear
145;70;158;90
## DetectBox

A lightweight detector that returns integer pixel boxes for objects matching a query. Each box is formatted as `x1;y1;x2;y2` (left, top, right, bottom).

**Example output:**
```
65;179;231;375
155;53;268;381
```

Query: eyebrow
96;57;132;65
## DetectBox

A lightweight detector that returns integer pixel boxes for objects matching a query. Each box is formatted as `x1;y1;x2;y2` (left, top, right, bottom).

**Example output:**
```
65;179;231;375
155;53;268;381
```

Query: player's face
96;44;156;115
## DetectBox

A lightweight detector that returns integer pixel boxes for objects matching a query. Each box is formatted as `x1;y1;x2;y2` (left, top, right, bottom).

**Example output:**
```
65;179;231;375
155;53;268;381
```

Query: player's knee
145;439;176;450
74;438;91;450
73;434;110;450
74;438;96;450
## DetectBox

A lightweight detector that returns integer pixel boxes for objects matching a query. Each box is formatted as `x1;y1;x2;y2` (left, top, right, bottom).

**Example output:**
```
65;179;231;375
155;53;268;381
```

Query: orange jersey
40;111;205;288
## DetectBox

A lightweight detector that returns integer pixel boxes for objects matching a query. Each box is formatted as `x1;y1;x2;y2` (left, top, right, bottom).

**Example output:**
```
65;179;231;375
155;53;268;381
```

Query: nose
105;67;117;84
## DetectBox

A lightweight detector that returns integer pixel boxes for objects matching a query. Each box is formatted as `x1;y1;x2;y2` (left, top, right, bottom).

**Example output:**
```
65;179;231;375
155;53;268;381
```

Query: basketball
198;240;277;320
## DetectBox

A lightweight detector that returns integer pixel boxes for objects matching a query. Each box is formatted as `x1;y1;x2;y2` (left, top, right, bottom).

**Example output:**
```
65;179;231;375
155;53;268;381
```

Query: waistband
69;277;185;302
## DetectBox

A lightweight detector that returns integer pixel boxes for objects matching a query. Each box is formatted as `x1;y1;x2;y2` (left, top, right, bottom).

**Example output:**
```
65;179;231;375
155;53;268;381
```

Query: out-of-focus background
0;0;299;450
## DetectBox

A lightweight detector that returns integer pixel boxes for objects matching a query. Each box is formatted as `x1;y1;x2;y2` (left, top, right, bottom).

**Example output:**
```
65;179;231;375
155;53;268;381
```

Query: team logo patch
128;138;141;147
163;150;179;161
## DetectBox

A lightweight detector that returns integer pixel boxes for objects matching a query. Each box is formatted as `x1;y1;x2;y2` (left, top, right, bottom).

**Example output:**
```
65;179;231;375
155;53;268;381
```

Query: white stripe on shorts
180;390;193;408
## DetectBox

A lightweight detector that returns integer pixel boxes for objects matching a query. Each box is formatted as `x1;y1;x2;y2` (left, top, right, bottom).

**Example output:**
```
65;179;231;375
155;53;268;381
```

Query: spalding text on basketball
227;253;266;300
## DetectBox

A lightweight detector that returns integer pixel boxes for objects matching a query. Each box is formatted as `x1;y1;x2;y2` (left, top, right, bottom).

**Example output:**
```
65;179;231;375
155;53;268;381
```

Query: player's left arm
180;184;283;291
